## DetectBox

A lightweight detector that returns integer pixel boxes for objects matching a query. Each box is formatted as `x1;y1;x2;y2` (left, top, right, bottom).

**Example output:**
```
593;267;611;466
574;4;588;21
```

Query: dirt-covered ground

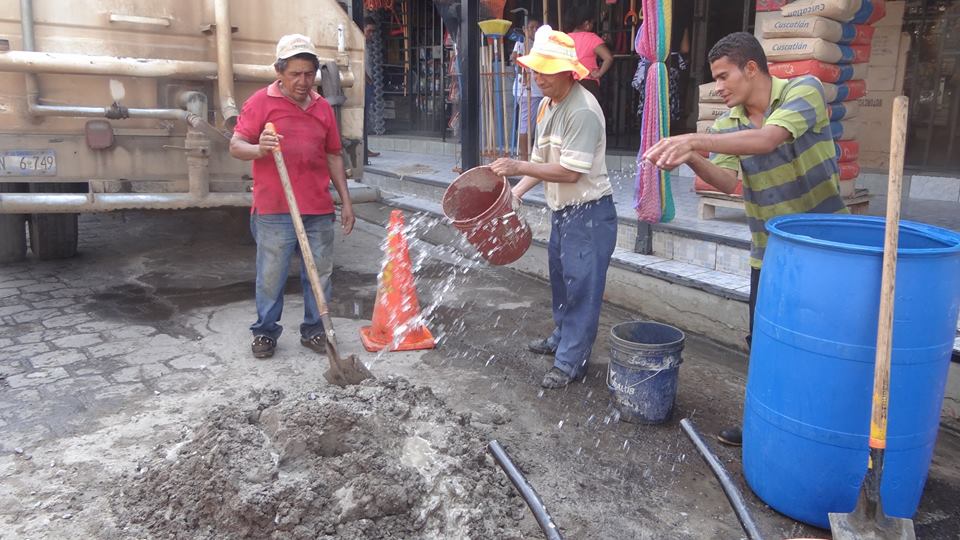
2;205;959;539
115;378;524;539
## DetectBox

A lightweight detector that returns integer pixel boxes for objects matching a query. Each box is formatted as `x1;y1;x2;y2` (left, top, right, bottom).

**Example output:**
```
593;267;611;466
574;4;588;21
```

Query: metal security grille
603;57;644;151
594;2;643;151
379;0;450;137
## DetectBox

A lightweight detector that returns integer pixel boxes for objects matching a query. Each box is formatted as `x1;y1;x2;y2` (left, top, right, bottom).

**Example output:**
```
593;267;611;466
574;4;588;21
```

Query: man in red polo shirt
229;34;355;359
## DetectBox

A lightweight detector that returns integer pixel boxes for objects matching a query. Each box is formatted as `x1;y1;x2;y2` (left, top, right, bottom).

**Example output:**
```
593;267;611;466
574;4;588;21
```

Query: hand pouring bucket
442;166;532;265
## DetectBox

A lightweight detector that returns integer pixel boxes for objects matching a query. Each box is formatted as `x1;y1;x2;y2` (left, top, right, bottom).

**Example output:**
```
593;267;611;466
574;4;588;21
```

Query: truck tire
0;183;28;263
28;183;81;260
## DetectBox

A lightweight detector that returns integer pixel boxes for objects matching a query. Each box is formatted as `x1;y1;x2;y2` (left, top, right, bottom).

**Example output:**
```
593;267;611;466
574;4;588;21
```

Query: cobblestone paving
0;211;240;451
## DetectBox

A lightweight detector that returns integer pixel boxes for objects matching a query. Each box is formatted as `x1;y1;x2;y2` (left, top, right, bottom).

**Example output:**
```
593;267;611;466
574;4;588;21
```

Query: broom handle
487;40;496;155
483;39;492;156
479;37;487;156
525;29;532;157
498;37;509;156
869;96;908;456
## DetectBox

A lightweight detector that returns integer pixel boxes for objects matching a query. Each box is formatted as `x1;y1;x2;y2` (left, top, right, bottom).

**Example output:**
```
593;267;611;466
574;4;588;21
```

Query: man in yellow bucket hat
491;26;617;389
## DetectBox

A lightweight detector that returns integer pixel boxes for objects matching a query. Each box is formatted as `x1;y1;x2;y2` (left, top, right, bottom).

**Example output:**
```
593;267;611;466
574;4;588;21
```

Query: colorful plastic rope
634;0;674;223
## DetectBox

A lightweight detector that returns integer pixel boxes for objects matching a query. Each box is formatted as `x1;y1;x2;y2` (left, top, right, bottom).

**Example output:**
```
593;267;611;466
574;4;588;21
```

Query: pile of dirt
113;378;525;539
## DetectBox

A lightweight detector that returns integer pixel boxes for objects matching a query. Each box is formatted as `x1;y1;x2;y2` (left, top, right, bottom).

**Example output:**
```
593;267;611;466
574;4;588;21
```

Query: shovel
264;122;374;387
828;97;915;540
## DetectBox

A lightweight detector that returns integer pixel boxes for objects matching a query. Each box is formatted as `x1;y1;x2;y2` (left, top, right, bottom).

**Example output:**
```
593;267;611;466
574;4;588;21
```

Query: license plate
0;150;57;177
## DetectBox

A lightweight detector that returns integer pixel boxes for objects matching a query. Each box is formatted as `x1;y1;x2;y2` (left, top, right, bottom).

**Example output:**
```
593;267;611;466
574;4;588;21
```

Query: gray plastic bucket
607;321;685;424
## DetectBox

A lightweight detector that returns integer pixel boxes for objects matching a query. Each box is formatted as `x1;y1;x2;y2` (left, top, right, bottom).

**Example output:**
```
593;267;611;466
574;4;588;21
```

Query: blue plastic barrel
743;214;960;528
607;321;685;424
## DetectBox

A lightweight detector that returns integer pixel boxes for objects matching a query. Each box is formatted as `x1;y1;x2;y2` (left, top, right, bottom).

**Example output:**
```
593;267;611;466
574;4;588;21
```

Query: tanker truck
0;0;368;262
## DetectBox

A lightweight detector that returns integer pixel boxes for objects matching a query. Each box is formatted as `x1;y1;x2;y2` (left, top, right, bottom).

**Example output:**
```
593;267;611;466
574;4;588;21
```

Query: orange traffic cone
359;210;436;352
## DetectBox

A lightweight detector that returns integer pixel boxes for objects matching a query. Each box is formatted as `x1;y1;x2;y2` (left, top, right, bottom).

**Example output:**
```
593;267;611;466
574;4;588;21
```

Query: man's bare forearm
690;126;788;157
688;153;740;194
326;154;352;207
513;175;542;198
230;135;267;161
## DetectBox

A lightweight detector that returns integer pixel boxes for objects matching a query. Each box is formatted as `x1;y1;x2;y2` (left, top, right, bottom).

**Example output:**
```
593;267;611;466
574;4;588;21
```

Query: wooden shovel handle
869;96;909;450
264;122;330;318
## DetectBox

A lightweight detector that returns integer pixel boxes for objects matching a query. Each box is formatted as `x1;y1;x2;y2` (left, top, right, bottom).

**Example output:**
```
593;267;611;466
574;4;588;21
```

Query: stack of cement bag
760;0;887;197
694;83;743;197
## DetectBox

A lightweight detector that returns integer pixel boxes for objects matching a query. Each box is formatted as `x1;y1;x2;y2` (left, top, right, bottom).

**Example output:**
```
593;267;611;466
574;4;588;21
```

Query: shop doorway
684;0;754;130
375;0;451;137
903;0;960;171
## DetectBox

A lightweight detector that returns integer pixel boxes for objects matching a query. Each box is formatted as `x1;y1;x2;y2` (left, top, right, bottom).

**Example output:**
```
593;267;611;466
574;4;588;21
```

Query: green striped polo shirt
710;75;848;268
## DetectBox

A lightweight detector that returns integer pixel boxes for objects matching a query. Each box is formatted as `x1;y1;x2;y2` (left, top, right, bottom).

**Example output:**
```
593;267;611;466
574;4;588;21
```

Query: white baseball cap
276;34;318;60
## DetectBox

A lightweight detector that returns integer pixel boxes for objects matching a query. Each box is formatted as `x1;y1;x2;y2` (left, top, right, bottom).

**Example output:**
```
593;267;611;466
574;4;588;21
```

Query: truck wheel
28;183;81;260
0;183;28;263
29;214;79;260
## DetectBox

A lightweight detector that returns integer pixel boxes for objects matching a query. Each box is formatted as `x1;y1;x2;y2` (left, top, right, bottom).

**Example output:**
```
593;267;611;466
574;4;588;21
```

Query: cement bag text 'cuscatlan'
763;38;872;63
762;16;875;44
781;0;887;25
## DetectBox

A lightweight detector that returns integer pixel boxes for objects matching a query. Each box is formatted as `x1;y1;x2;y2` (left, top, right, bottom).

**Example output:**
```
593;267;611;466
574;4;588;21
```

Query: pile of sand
113;378;525;539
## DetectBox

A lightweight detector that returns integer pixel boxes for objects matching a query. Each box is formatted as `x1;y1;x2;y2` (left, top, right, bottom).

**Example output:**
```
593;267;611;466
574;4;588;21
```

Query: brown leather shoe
251;335;276;359
301;334;327;354
528;338;557;356
541;367;573;389
366;150;380;158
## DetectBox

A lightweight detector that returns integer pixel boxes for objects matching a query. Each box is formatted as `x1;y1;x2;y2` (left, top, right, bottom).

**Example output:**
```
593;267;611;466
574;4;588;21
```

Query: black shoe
252;335;276;359
717;426;742;447
528;338;557;356
301;334;328;354
541;367;573;389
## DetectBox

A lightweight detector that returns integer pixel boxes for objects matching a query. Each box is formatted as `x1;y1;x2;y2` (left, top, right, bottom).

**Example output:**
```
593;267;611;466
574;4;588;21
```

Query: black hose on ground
488;440;563;540
679;418;765;540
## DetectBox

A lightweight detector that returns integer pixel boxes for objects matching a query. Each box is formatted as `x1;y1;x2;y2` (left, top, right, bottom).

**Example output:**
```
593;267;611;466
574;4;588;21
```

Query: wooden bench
698;189;871;220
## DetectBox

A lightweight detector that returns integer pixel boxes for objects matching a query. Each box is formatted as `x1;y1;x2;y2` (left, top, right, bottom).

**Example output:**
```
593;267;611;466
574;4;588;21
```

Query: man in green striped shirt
644;32;848;446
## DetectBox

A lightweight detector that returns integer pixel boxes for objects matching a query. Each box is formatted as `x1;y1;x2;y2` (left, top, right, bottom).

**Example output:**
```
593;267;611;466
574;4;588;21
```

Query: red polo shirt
234;81;343;215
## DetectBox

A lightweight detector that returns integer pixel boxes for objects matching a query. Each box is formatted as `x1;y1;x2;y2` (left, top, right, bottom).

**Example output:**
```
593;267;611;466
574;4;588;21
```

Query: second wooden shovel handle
869;96;909;450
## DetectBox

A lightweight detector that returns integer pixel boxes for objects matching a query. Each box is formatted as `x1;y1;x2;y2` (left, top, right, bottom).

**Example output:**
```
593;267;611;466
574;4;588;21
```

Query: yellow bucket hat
516;25;589;79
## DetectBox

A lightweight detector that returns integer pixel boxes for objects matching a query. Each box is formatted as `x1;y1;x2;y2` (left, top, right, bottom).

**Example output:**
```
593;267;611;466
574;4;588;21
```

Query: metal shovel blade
321;336;374;387
828;489;916;540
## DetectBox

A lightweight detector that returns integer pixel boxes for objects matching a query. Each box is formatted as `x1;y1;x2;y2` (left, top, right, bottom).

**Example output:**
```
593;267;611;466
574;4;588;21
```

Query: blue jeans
546;195;618;378
250;213;335;341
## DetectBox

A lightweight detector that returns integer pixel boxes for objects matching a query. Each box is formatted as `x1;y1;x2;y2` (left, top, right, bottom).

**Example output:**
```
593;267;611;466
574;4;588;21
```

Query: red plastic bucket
442;166;532;265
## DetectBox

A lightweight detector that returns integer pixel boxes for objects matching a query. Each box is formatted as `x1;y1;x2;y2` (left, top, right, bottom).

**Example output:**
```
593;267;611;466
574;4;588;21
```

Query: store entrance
683;0;754;132
903;0;960;171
